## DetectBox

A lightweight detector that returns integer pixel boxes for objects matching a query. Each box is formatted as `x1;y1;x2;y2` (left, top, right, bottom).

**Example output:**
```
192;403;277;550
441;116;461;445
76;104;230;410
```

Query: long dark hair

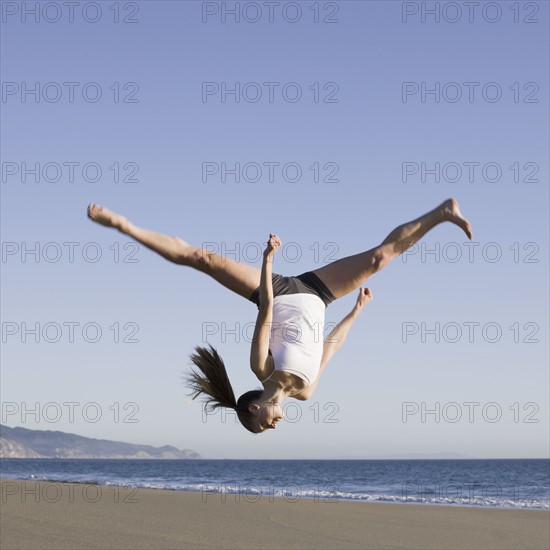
185;344;263;433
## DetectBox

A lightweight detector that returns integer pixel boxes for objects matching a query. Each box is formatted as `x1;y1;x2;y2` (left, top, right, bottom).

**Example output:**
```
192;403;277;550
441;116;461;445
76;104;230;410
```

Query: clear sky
1;0;548;459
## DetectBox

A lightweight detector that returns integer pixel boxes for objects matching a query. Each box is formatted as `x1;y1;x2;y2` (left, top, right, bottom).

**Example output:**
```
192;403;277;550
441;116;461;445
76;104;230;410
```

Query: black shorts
248;271;336;309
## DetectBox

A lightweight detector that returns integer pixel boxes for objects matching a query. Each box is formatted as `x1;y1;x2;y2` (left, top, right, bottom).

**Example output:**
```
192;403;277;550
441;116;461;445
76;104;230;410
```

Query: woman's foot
87;203;128;232
440;198;473;240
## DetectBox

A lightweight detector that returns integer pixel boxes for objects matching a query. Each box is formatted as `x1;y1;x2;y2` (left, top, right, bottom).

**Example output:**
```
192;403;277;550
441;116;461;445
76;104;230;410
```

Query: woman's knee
370;246;392;273
186;246;214;271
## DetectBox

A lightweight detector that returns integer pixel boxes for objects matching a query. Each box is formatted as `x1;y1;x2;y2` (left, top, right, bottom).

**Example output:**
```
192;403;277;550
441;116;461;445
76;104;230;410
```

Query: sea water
1;458;548;509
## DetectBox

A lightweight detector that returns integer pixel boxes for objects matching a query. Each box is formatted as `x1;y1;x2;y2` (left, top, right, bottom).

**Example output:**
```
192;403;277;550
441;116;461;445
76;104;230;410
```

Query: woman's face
252;401;284;432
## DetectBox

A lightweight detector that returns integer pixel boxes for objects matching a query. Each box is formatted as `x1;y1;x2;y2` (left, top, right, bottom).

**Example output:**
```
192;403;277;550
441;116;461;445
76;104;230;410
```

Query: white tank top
262;294;325;387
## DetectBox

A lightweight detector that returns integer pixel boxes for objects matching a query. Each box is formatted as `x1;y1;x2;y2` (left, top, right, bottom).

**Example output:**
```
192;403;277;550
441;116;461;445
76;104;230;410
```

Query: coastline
2;479;549;549
2;474;548;511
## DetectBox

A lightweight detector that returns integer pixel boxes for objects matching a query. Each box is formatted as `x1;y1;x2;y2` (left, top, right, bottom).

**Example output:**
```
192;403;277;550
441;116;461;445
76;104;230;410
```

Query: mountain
0;437;43;458
0;425;201;459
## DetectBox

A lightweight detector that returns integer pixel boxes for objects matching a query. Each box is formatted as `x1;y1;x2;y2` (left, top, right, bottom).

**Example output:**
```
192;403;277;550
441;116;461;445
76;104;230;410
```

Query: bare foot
87;203;128;231
440;198;473;240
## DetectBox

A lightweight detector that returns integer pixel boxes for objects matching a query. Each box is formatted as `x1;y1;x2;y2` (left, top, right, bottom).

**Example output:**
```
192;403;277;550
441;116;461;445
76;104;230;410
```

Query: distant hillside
0;425;201;459
0;437;43;458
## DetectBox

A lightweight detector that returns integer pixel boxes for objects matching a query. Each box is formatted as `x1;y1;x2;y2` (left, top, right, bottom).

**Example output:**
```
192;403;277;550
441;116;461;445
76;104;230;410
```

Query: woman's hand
354;287;373;312
264;233;282;259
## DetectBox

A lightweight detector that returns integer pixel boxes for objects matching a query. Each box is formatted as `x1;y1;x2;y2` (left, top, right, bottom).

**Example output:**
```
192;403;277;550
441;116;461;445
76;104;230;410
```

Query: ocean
1;458;548;510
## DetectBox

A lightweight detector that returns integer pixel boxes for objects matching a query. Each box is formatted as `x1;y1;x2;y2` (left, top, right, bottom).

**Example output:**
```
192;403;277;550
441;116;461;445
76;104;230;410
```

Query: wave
7;474;548;510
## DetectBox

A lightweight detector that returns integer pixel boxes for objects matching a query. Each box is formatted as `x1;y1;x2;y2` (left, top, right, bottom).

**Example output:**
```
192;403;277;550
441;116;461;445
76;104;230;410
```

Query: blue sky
1;0;548;459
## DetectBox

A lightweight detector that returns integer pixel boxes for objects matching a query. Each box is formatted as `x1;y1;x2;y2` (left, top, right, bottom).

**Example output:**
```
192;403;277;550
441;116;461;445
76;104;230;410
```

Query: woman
87;198;472;434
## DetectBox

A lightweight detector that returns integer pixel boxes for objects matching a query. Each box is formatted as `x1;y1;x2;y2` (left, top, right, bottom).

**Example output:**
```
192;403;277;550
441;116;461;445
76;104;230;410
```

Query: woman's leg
87;204;261;300
311;198;472;300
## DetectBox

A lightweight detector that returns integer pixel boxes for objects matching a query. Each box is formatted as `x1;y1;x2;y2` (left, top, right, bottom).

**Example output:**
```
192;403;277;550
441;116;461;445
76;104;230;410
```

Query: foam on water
2;459;548;510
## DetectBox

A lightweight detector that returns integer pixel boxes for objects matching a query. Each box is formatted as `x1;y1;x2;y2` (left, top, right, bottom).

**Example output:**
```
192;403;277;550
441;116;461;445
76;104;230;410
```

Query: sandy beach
1;479;548;549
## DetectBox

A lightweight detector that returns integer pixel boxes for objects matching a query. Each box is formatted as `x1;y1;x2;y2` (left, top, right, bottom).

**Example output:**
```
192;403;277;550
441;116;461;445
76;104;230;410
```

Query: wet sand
1;479;549;549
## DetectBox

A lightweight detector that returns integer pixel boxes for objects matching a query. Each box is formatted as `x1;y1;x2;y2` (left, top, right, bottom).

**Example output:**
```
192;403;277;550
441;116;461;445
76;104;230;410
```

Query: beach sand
1;479;549;549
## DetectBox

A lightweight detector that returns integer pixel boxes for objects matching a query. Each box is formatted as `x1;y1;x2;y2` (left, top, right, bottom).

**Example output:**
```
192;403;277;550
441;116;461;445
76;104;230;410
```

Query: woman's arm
250;234;281;380
321;288;372;365
292;288;373;400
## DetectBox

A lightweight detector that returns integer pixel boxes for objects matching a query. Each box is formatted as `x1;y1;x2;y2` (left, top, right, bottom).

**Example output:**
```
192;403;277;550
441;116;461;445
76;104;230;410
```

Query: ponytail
185;344;265;434
186;344;238;412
